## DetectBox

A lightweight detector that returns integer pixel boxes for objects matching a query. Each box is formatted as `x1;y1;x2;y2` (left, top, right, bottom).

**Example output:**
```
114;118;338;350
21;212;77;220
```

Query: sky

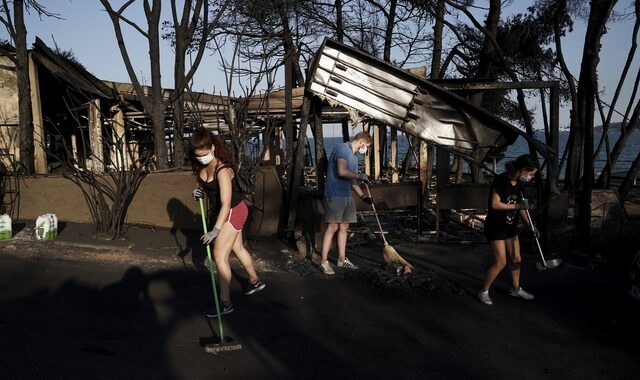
1;0;638;131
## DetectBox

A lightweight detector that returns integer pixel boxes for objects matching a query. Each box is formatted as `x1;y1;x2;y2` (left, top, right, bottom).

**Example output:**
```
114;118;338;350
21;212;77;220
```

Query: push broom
198;198;242;353
364;184;414;272
520;193;562;271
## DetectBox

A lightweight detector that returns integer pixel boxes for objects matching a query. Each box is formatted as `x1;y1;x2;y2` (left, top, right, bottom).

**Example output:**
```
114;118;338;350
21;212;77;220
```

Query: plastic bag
0;214;12;240
35;214;58;241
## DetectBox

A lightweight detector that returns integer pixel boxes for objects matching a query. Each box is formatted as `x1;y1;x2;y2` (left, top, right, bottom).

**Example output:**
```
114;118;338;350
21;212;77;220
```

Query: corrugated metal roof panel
307;38;551;163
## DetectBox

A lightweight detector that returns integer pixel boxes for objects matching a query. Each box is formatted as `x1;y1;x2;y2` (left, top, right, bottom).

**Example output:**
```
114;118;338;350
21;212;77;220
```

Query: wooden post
127;139;139;166
312;97;326;191
111;108;127;170
436;147;449;188
545;83;561;256
379;125;387;175
435;146;450;239
390;128;398;183
286;97;312;234
425;144;434;190
261;129;272;163
363;123;370;176
341;120;350;143
274;127;282;166
70;134;78;168
373;124;381;180
28;54;47;174
284;52;294;196
419;140;428;188
88;99;104;173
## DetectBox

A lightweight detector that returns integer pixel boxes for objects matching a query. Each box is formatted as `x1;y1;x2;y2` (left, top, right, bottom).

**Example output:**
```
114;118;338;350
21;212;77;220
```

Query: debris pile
342;265;445;295
279;249;317;275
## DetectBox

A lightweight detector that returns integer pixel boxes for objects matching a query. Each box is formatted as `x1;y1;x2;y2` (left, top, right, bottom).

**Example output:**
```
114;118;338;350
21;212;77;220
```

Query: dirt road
1;238;639;380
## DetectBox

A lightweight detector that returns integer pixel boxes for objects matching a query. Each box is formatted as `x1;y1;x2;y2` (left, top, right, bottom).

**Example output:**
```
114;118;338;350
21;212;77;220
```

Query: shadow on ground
1;234;640;379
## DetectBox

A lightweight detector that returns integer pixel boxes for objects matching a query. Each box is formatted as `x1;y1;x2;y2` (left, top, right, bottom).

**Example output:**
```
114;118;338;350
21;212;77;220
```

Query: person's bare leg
321;223;339;262
212;223;237;303
508;236;522;289
481;240;507;292
231;230;259;283
336;223;349;261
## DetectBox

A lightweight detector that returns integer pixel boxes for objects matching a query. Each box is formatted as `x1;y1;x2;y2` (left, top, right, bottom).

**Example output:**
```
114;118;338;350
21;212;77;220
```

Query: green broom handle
198;198;225;339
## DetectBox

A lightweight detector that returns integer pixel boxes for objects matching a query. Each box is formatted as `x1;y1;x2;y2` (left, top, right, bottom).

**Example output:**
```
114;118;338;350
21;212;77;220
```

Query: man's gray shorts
324;196;357;224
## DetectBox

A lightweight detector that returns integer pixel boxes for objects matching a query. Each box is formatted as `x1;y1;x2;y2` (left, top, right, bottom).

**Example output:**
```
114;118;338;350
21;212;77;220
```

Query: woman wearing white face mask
478;154;539;306
190;128;265;317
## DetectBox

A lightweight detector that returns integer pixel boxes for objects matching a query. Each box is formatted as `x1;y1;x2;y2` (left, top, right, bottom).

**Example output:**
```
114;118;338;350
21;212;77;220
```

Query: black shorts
484;224;518;241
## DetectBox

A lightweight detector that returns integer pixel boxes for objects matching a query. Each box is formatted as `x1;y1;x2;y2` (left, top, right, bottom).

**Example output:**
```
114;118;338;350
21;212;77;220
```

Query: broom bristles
383;243;413;269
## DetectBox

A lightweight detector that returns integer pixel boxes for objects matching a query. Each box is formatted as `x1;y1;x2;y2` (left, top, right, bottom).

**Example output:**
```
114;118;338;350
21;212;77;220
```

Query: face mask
519;175;533;182
358;147;368;155
196;153;213;165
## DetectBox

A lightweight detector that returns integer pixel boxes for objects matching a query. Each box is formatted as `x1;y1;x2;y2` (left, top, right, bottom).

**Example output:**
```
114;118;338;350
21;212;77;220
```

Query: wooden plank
390;128;398;183
88;99;104;173
29;54;47;174
373;124;381;179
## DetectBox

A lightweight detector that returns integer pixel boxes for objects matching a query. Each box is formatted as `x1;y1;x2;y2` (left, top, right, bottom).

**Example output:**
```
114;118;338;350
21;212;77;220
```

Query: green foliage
481;89;529;127
446;5;571;125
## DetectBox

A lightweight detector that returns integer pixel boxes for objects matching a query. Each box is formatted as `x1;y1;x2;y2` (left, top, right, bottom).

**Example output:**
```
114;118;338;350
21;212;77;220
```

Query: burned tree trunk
312;97;326;191
170;0;225;168
286;97;312;234
467;0;501;184
596;1;640;188
14;0;35;173
574;0;618;246
101;0;169;170
147;2;168;170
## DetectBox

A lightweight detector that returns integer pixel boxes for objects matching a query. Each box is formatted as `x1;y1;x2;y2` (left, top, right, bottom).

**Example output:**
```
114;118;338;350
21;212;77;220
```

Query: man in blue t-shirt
319;131;374;275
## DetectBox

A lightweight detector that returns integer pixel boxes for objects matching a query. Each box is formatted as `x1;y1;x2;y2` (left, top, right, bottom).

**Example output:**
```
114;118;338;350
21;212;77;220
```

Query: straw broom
364;184;414;272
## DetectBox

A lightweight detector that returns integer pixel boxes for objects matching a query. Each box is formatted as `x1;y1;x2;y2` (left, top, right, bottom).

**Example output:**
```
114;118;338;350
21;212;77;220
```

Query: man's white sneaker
319;260;335;275
477;290;493;305
509;287;534;300
337;257;359;270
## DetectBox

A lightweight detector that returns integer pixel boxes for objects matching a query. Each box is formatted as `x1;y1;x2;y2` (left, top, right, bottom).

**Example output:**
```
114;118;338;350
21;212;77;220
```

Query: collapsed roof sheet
307;38;551;163
30;37;114;100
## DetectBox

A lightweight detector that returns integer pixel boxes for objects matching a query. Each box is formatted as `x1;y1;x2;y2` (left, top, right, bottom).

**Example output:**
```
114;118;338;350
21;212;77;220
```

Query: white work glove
192;187;204;200
201;227;220;245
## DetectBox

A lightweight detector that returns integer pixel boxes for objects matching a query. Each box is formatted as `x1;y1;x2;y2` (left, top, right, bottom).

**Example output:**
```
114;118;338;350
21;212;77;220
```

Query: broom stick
198;198;225;338
364;184;414;270
199;198;243;353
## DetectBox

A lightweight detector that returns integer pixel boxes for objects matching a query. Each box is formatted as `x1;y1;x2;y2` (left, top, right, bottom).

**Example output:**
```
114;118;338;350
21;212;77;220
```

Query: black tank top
485;172;522;232
196;164;245;214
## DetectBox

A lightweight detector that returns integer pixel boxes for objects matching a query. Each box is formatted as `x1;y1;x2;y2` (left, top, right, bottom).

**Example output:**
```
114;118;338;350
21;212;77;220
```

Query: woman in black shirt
478;155;538;306
190;128;265;317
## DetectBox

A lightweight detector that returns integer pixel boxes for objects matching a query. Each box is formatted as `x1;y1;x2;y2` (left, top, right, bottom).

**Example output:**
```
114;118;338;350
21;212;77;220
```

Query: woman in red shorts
190;128;265;317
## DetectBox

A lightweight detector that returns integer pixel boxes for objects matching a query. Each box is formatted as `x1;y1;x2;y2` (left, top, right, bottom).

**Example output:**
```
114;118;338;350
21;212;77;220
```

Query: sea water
301;130;640;178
